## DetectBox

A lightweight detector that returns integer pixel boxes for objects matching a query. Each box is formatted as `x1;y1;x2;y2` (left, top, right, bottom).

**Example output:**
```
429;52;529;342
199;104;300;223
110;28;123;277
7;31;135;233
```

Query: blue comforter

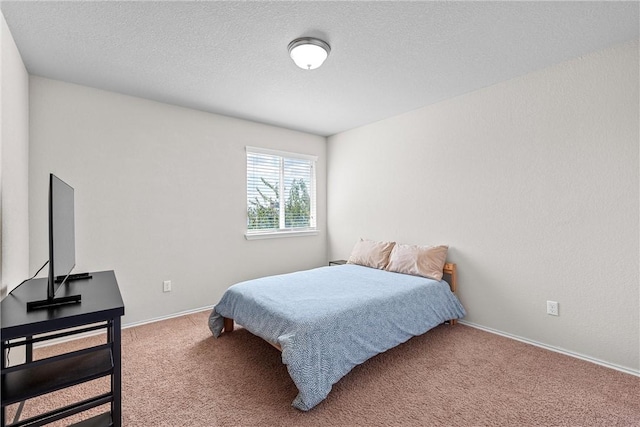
208;264;465;411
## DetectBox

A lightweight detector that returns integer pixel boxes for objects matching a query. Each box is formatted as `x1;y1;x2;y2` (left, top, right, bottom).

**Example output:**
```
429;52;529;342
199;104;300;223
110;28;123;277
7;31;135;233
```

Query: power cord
5;260;48;367
10;260;49;293
4;260;48;423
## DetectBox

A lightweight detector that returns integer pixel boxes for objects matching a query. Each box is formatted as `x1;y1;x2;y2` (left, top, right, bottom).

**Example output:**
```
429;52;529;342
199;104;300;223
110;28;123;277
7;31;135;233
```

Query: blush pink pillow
347;239;396;270
385;244;449;280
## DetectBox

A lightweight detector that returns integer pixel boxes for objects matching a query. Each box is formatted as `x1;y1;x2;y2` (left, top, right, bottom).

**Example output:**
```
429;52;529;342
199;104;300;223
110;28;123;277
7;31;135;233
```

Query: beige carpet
6;311;639;426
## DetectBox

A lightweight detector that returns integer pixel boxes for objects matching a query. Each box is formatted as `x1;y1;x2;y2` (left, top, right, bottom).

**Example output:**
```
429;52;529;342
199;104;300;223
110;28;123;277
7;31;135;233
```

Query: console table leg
111;317;122;427
1;340;5;427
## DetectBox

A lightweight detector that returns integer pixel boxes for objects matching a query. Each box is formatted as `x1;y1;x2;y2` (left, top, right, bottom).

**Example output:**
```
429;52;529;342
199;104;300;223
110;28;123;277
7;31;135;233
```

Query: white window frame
245;146;318;240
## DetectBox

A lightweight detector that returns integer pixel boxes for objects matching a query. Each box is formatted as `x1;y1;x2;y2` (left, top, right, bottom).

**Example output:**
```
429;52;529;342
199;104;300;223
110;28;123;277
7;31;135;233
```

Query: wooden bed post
223;317;234;333
443;262;457;293
443;262;458;326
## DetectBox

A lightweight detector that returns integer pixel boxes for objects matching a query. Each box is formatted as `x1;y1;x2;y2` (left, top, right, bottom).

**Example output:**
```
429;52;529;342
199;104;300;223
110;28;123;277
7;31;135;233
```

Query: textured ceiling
1;1;638;136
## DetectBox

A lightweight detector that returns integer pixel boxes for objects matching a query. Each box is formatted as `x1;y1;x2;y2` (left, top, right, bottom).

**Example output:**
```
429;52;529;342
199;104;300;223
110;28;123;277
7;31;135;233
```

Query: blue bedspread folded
209;264;465;411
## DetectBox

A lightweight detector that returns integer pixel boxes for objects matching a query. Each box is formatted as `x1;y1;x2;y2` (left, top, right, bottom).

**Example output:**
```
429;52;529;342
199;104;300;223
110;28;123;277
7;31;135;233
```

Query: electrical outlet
163;280;172;293
547;300;559;316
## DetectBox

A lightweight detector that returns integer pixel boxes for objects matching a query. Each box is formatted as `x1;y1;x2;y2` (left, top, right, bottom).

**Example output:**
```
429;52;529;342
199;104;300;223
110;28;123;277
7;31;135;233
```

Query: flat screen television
27;174;82;311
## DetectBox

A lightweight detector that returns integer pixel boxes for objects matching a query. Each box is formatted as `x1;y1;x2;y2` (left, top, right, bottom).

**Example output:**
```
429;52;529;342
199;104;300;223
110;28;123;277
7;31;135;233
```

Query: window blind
246;147;316;233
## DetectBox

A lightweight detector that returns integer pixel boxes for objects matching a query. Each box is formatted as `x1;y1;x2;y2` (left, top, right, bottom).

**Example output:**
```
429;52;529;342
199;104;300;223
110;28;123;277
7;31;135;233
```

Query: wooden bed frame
222;262;459;350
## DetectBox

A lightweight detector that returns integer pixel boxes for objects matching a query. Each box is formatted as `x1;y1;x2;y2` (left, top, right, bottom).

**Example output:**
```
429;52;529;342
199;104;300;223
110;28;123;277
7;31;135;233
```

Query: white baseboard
459;320;640;377
122;305;214;329
34;305;215;348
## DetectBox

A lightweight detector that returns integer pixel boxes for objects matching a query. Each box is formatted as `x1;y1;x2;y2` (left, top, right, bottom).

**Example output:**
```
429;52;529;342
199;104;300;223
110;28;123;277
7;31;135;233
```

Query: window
246;146;317;238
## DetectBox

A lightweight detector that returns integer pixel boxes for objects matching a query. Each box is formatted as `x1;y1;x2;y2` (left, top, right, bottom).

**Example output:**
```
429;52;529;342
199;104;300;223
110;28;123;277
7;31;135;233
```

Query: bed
208;262;465;411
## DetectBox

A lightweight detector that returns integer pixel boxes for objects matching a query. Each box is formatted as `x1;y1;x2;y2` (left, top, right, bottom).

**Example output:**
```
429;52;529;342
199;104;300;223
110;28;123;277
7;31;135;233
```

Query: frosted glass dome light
288;37;331;70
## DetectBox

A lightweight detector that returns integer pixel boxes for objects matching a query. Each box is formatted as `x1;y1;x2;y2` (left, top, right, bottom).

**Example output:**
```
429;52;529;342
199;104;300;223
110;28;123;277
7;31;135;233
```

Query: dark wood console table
1;271;124;427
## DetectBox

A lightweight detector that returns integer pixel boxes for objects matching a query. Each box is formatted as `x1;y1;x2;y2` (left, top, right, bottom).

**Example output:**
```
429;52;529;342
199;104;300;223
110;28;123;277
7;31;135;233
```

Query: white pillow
385;244;448;280
346;239;396;270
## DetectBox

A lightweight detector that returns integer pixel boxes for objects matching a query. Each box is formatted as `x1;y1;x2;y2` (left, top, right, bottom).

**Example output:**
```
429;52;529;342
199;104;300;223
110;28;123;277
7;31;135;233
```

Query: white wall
0;11;29;297
327;41;639;372
29;77;326;324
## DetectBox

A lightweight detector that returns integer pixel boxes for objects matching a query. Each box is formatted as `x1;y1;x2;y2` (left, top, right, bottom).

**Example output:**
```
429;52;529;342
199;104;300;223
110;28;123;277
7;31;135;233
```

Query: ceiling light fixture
288;37;331;70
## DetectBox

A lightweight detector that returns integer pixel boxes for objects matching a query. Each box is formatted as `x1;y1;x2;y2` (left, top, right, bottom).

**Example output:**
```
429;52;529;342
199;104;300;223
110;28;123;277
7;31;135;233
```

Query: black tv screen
48;173;76;298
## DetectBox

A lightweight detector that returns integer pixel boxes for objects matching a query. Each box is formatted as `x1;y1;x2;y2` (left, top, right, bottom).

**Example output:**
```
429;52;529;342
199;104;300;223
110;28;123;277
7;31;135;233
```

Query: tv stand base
26;294;81;311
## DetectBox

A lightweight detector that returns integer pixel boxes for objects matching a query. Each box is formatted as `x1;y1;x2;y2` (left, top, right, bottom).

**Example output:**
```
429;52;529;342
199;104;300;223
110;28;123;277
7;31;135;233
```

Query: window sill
245;229;319;240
